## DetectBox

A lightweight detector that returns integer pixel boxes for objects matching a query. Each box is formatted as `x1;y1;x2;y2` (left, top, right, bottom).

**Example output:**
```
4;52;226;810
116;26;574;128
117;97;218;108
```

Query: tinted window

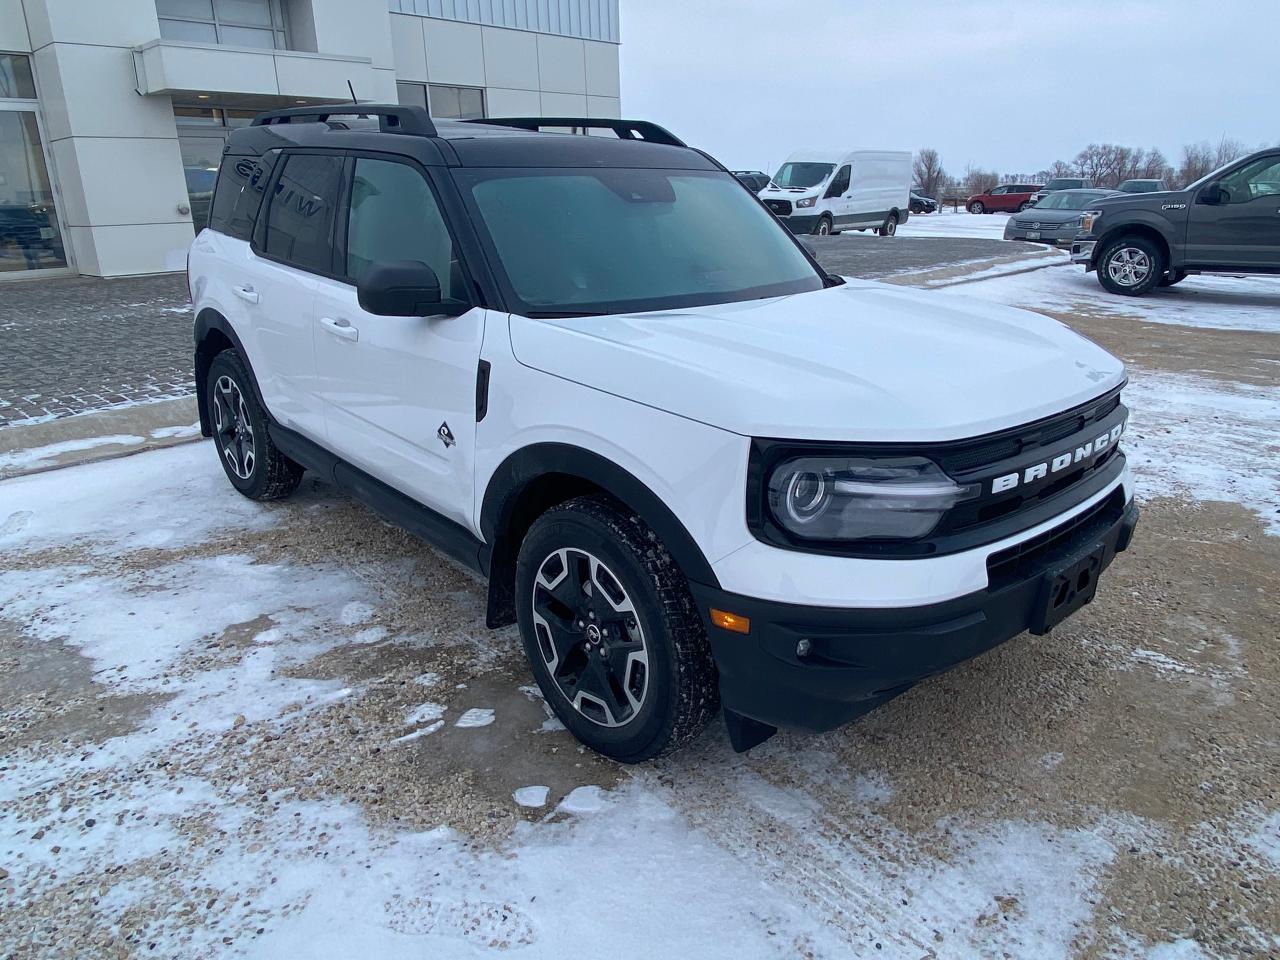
1219;156;1280;203
261;153;343;273
346;157;462;300
209;151;278;241
826;165;851;197
462;168;823;316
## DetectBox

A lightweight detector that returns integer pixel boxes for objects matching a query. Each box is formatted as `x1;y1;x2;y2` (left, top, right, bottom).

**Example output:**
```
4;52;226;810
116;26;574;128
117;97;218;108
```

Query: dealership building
0;0;621;280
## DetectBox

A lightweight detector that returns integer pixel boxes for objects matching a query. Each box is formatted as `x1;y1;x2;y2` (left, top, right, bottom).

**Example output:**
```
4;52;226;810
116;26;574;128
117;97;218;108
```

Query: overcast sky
619;0;1278;177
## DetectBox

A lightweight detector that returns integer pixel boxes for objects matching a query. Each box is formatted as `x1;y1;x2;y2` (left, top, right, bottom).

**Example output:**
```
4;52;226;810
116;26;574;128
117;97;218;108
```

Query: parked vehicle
1004;189;1120;244
966;183;1042;214
1116;179;1170;194
732;170;770;193
1030;177;1092;204
909;192;938;214
1072;147;1280;296
190;105;1138;761
758;149;912;236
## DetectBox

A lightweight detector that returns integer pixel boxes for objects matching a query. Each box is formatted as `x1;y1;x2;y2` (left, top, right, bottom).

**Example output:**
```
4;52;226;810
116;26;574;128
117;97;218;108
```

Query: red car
966;183;1042;214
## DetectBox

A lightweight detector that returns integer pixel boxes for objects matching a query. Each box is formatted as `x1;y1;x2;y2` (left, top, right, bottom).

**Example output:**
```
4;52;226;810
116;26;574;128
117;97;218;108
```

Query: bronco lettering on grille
990;420;1126;494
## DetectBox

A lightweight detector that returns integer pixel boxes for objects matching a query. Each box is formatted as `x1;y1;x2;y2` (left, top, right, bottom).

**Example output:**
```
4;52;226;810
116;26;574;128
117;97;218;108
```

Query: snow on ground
1122;371;1280;533
897;208;1012;240
2;441;1217;958
940;261;1280;333
0;433;144;472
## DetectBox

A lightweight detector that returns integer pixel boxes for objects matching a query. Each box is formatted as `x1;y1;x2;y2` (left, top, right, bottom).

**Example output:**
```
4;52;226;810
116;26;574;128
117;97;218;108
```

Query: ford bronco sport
189;105;1139;762
1072;147;1280;296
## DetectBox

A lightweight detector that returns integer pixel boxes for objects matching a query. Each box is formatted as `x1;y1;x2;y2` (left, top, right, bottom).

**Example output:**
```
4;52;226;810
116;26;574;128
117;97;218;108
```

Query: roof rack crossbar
250;104;437;137
463;117;686;147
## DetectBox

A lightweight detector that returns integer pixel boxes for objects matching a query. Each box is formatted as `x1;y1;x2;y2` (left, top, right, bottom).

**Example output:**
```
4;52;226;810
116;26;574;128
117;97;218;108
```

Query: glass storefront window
156;0;287;49
0;110;69;274
179;135;224;235
395;82;487;120
0;53;37;100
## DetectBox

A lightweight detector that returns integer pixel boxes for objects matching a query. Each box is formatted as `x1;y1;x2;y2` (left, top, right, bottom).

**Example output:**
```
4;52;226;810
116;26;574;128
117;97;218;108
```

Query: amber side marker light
710;609;751;634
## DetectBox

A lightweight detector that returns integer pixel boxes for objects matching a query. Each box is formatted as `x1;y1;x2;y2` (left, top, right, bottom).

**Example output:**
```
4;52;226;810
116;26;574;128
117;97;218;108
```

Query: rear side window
260;153;344;274
209;151;278;241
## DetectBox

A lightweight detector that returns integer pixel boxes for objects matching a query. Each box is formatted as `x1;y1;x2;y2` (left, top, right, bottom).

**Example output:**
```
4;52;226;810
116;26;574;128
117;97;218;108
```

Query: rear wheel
1096;235;1164;296
878;212;899;237
205;350;303;500
1159;269;1188;287
1018;201;1033;212
812;215;833;236
969;201;985;214
515;496;719;763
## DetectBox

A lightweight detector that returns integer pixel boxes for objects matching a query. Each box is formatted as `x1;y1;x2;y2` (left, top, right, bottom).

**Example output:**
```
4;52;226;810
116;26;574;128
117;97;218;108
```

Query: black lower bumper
779;214;819;234
690;494;1139;742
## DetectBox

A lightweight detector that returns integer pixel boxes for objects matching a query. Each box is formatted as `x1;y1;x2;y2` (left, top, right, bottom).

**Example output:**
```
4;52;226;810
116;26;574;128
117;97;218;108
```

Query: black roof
225;104;716;171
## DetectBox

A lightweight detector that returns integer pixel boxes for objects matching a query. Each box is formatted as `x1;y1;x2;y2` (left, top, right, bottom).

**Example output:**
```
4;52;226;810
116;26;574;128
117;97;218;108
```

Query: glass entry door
0;107;70;276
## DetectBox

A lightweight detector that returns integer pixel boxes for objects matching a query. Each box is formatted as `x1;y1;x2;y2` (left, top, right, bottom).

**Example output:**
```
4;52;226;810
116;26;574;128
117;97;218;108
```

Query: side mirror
1198;185;1225;205
356;260;466;317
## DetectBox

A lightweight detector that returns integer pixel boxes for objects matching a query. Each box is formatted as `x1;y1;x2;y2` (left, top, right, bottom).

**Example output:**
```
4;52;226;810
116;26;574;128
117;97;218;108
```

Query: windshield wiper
522;309;608;318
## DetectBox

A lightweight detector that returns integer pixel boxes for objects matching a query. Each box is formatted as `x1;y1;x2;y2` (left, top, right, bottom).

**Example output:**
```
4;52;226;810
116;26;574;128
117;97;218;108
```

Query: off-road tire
205;349;303;500
1096;235;1164;297
515;495;719;763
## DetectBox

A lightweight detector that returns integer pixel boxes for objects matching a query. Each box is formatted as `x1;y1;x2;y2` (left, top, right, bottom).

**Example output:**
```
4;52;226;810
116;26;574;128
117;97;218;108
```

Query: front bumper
691;493;1139;738
1004;225;1080;245
1071;238;1097;264
778;214;820;234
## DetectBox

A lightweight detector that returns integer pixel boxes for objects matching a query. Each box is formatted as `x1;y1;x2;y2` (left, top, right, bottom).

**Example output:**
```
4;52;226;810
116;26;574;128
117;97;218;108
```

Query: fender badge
437;422;455;448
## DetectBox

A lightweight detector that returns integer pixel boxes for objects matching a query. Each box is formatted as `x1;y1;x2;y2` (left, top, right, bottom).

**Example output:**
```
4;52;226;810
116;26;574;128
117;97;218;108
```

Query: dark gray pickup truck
1071;147;1280;296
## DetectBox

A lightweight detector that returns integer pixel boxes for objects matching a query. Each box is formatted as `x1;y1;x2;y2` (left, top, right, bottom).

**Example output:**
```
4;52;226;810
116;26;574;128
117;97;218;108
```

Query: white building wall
2;0;621;278
21;0;192;277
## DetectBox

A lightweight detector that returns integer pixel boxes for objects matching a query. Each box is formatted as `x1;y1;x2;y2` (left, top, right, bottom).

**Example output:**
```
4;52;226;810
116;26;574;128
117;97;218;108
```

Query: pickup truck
1071;147;1280;296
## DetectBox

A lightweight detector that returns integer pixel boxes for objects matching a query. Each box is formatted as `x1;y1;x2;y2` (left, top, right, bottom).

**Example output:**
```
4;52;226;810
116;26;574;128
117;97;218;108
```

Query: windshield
1034;190;1110;210
771;162;834;189
1118;180;1160;192
460;168;825;317
1043;178;1083;191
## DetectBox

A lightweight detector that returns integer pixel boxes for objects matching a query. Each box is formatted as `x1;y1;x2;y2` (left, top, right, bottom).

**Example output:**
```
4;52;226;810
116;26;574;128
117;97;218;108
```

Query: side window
825;165;851;197
1220;156;1280;203
990;186;1006;195
261;153;344;273
209;151;278;241
346;157;462;300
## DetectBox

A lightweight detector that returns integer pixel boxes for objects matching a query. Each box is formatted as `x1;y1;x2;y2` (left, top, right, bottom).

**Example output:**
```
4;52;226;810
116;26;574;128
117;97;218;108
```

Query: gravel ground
2;269;1278;958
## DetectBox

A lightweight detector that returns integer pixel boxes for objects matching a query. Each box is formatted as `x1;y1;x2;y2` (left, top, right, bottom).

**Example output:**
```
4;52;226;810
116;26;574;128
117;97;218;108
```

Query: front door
824;164;851;226
312;155;484;526
1186;154;1280;267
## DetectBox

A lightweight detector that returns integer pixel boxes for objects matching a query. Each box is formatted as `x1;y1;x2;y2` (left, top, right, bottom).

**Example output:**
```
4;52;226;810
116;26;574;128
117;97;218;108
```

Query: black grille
936;389;1122;477
765;199;793;216
986;489;1124;589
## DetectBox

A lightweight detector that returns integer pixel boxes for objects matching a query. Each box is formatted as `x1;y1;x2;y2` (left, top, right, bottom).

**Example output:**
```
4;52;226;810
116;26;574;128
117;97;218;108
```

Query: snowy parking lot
3;264;1279;958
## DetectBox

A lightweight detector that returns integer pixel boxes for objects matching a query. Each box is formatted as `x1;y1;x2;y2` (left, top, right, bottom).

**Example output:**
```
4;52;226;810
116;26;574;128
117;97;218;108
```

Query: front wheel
1097;235;1164;297
205;350;303;500
515;496;719;763
968;201;985;214
878;212;898;237
812;215;833;236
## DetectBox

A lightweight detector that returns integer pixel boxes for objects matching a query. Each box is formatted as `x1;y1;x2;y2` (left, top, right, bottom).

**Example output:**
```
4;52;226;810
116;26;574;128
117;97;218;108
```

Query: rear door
1186;153;1280;267
241;150;345;440
310;153;485;526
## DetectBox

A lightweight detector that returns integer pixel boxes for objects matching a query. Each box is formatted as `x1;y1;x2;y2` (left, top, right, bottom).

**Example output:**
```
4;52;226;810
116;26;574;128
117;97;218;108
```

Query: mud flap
723;708;777;753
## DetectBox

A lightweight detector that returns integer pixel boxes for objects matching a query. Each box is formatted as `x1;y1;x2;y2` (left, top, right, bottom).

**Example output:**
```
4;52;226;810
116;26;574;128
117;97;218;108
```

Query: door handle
231;284;260;304
320;316;358;342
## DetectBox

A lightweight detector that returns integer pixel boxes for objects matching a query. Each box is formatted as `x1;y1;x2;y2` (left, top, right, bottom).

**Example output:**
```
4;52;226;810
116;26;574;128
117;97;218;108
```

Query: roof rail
464;117;686;147
250;104;437;137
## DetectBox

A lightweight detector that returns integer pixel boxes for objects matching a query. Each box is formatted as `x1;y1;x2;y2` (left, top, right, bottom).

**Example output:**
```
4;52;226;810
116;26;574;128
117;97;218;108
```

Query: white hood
507;280;1125;442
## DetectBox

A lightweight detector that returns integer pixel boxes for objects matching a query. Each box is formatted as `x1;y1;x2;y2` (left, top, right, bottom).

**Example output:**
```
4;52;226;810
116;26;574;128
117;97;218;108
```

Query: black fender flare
479;442;721;626
193;308;269;436
1095;214;1178;268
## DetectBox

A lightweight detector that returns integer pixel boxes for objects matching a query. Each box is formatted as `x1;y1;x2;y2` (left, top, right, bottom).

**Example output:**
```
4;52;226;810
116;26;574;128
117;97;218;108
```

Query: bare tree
961;164;999;196
1214;137;1247;167
1177;141;1216;187
1073;143;1129;187
913;148;945;197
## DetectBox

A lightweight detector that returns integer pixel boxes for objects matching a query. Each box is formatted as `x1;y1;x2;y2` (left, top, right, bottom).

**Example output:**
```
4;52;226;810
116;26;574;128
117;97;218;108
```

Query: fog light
796;638;812;658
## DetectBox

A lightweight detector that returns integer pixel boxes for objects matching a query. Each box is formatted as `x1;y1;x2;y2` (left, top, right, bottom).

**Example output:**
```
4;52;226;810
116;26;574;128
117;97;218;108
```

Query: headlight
796;196;817;208
767;456;979;541
1081;210;1103;233
1064;217;1083;230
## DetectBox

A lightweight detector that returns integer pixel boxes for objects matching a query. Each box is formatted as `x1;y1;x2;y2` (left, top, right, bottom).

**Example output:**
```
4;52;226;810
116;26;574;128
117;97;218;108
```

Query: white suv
189;106;1139;762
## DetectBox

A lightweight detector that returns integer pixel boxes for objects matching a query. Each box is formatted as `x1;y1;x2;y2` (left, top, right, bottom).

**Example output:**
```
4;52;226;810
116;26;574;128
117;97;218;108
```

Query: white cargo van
759;149;912;236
